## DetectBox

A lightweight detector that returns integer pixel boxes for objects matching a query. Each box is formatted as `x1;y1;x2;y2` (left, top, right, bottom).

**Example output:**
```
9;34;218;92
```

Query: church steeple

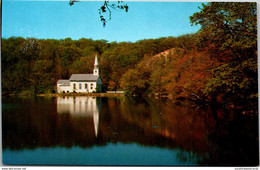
93;54;99;76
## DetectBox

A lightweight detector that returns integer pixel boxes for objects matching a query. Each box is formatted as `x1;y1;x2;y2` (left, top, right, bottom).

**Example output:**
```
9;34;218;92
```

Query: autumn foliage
1;2;257;111
120;48;221;100
121;2;257;110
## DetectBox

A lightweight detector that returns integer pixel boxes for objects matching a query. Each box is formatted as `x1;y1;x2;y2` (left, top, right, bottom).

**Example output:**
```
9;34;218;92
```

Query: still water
2;96;259;166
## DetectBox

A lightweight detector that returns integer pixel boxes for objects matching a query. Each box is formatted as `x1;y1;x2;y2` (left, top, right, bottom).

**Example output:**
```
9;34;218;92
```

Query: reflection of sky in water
3;96;257;166
3;143;199;166
3;96;203;166
1;96;207;165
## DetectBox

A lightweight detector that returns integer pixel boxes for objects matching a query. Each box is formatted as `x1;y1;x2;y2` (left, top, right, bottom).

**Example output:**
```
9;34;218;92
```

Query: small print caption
235;168;258;170
2;168;26;170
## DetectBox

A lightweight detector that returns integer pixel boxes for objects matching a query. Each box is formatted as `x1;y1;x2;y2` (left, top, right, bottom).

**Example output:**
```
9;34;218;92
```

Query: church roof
57;80;70;86
69;74;99;81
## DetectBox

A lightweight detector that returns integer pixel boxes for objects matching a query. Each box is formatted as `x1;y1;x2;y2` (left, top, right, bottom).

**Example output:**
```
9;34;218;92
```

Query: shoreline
4;92;125;97
51;93;125;97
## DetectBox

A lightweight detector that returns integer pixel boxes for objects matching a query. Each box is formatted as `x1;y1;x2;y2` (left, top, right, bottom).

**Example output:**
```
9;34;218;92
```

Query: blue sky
2;0;203;42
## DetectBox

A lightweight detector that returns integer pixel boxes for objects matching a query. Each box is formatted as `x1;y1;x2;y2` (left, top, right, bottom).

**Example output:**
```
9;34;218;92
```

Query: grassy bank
5;92;125;97
54;92;125;97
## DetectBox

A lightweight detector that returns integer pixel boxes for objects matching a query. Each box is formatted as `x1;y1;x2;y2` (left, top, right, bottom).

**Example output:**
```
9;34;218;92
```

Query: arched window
73;83;76;90
79;83;82;89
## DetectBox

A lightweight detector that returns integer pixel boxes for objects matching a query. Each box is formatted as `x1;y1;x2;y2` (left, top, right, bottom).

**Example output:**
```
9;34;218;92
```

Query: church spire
93;54;99;76
94;54;99;66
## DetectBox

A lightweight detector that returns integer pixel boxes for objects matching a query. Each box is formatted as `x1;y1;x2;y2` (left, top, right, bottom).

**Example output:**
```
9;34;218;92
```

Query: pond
2;96;259;166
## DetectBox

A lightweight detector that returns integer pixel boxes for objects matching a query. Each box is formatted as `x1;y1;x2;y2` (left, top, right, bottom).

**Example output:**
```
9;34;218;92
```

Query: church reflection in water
57;96;100;137
2;96;259;166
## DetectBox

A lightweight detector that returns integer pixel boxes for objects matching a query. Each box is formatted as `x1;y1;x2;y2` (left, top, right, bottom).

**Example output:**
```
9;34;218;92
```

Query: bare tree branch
69;0;128;27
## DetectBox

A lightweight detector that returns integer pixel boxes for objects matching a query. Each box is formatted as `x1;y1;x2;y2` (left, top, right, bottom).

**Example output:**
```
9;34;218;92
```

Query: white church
57;55;102;93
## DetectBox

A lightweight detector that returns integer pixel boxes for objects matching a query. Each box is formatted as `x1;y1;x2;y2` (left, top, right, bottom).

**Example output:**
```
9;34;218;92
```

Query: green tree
70;56;95;74
31;60;56;94
190;2;257;61
1;37;26;93
120;69;149;96
148;55;168;97
190;2;257;109
120;56;152;96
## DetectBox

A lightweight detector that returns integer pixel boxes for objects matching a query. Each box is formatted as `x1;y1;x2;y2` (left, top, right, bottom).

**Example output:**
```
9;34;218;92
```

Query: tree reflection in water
2;96;258;166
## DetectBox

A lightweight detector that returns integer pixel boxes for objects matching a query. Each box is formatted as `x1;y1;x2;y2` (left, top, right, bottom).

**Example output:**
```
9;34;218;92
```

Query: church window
73;83;76;90
85;83;88;89
79;83;81;89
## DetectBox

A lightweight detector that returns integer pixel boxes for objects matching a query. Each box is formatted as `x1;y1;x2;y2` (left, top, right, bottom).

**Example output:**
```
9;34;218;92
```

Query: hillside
1;35;196;95
120;48;221;101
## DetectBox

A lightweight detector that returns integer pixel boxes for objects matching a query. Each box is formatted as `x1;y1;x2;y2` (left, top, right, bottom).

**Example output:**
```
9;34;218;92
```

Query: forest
1;2;257;112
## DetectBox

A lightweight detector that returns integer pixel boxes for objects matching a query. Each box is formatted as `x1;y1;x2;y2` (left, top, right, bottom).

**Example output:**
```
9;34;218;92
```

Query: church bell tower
93;54;99;76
